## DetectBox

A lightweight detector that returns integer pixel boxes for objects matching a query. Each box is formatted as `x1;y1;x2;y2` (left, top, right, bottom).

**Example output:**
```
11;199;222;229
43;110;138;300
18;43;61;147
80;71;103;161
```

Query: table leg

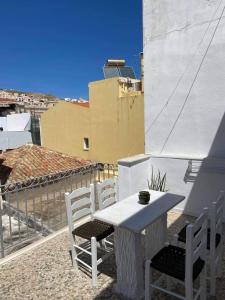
114;214;167;299
145;213;167;260
114;227;144;300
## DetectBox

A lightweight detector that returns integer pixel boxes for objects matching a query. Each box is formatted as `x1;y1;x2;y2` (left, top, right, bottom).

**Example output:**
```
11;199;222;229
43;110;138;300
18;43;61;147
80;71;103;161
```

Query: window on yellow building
83;137;89;151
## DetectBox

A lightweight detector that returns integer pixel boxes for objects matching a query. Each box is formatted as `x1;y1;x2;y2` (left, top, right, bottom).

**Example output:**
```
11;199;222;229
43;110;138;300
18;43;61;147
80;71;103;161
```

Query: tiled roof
72;101;89;108
0;144;95;185
0;98;17;106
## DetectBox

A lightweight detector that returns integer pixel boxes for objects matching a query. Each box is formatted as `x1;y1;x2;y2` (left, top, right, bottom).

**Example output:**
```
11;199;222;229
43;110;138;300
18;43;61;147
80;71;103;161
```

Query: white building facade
119;0;225;216
0;113;32;151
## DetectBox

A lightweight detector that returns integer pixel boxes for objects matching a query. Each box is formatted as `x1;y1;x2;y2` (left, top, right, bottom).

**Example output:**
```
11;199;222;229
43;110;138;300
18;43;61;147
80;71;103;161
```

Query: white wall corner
118;154;150;200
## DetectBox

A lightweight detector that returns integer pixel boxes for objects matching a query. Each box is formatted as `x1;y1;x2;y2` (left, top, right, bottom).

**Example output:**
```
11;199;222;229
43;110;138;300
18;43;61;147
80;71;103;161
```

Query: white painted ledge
147;153;208;160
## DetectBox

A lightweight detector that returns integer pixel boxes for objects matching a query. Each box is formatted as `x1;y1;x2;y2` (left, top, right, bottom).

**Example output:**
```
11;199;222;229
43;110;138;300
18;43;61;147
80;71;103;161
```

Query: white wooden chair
209;191;224;295
97;177;118;210
65;184;114;286
145;208;208;300
176;191;224;296
96;177;117;247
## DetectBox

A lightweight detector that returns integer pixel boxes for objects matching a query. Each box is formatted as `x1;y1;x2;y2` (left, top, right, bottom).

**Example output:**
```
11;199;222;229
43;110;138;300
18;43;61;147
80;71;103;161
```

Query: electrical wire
145;0;224;136
160;3;225;153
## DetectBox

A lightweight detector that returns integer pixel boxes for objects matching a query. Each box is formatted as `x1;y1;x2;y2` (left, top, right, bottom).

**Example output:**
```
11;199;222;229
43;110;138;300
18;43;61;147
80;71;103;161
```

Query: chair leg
200;265;206;300
70;235;78;268
217;248;223;278
145;260;153;300
71;245;78;268
185;277;193;300
210;262;216;297
91;237;98;287
166;275;172;290
99;239;106;249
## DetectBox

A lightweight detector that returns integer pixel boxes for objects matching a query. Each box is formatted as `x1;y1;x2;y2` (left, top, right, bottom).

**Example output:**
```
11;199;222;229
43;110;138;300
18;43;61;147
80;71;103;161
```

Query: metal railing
0;163;117;258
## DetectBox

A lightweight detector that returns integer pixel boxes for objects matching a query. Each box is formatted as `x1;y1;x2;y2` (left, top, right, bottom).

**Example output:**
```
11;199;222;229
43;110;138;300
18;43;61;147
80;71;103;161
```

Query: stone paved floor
0;211;224;300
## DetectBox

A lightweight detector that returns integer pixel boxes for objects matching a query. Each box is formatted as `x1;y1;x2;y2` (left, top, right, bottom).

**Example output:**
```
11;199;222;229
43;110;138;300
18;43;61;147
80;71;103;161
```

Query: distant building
0;113;32;151
0;98;20;116
0;91;61;146
0;90;59;118
41;76;144;164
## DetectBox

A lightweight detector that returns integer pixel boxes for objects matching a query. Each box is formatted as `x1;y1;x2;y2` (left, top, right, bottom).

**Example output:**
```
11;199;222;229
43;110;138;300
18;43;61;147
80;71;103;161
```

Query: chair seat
72;220;114;242
178;225;221;250
151;245;205;281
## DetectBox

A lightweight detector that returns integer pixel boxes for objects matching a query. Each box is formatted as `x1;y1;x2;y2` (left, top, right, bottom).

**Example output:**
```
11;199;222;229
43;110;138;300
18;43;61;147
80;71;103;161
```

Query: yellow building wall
89;78;120;163
89;78;144;163
41;101;91;160
41;77;144;164
117;93;144;159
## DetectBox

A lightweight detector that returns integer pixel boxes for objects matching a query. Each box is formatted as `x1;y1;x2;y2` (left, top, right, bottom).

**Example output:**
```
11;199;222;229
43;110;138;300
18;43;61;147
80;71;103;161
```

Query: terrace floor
0;211;224;300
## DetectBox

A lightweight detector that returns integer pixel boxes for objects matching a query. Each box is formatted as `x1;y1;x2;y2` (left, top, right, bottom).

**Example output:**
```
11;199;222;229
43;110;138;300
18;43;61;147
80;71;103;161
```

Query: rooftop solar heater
103;66;120;79
119;66;136;79
103;66;136;79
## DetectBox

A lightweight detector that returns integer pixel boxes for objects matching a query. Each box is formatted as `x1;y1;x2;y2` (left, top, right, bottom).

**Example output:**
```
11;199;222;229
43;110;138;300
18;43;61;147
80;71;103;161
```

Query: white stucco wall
124;0;225;216
148;156;225;216
7;113;31;131
118;1;225;216
0;131;32;151
0;113;32;150
0;118;7;131
118;155;150;200
143;0;225;157
0;113;31;132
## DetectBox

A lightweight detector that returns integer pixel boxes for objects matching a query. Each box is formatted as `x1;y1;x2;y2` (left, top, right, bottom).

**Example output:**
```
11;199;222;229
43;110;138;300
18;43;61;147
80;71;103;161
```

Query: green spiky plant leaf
147;167;167;192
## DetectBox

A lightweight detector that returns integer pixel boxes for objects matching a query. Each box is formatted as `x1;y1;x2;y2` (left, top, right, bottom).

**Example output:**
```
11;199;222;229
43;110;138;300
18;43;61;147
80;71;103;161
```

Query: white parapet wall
149;155;225;216
118;154;150;200
118;154;225;216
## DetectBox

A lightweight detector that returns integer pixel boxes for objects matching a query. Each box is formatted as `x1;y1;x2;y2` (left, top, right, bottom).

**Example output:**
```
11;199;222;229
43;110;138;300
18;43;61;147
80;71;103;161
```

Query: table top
94;190;185;233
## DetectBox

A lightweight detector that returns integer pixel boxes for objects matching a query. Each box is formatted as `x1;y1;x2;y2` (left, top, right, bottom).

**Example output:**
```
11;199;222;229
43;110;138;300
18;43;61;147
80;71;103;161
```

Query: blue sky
0;1;142;99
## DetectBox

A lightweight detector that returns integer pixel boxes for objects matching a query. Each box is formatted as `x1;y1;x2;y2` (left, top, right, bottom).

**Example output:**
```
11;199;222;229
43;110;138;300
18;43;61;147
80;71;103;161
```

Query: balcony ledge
118;154;150;167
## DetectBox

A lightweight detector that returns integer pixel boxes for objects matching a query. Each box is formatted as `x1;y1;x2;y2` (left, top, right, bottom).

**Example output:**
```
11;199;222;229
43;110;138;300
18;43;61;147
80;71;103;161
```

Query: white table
94;190;185;300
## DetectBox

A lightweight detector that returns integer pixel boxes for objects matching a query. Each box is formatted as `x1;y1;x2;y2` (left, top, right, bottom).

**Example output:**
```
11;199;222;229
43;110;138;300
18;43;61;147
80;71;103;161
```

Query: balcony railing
0;163;118;258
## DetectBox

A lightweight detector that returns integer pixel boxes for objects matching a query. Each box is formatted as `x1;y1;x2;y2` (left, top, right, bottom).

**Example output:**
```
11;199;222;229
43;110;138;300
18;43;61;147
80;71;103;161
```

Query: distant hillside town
0;88;62;148
0;89;61;117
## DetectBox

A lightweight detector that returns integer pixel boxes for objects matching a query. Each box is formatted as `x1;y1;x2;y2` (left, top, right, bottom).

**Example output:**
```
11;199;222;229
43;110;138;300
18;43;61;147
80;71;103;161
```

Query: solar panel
119;66;136;79
103;66;119;79
103;66;136;79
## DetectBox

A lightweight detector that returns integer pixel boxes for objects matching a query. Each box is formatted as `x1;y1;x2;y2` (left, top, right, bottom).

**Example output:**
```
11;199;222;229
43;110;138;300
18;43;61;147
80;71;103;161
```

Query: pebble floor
0;211;224;300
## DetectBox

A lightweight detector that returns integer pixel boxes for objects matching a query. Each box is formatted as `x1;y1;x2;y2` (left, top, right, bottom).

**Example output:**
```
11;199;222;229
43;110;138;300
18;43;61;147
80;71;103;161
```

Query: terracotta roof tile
72;102;89;107
0;144;95;185
0;98;17;106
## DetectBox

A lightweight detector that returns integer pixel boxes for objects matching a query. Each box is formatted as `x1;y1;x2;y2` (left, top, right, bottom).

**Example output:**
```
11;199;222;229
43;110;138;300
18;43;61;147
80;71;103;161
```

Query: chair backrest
65;184;95;231
185;208;208;283
210;191;224;255
97;177;118;210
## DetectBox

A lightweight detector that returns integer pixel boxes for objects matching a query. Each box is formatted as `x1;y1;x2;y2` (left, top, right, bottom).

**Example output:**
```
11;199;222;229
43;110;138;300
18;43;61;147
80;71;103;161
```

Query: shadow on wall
184;112;225;215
